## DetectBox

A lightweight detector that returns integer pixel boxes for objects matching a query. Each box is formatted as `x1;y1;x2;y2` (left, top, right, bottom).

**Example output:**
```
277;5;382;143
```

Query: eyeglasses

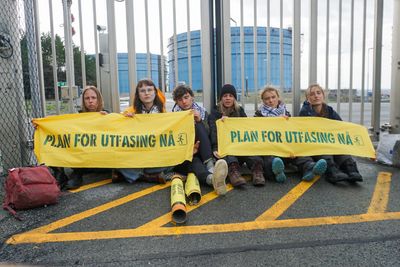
138;87;154;94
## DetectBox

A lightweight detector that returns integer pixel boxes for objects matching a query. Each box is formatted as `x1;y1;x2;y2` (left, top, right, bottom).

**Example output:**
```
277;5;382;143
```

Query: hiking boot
302;159;327;181
324;165;350;184
341;160;363;182
66;171;83;190
142;172;167;184
228;162;246;187
252;161;265;186
211;159;228;195
272;157;286;183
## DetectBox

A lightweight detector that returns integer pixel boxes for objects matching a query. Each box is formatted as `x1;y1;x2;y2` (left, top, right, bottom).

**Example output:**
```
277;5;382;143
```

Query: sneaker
272;157;286;183
66;171;83;190
302;159;327;181
228;162;246;187
341;160;363;182
325;165;350;184
211;159;228;195
252;161;265;186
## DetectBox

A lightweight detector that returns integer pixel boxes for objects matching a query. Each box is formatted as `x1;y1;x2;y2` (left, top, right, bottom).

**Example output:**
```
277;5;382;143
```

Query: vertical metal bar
126;0;137;104
62;0;75;113
159;0;165;91
173;0;178;88
78;0;86;89
200;0;214;110
223;0;232;84
49;0;60;114
280;0;284;89
267;0;270;85
240;0;245;106
390;0;400;133
309;0;318;84
349;0;354;122
106;0;120;112
254;0;258;93
337;0;342;114
360;0;367;125
292;0;301;116
186;0;192;89
215;0;223;93
92;0;101;90
325;0;330;90
145;0;151;78
371;0;384;140
33;0;46;116
254;0;258;110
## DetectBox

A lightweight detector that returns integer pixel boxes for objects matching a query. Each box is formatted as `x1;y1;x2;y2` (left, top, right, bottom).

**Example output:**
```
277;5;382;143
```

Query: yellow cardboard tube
170;177;186;224
185;173;201;205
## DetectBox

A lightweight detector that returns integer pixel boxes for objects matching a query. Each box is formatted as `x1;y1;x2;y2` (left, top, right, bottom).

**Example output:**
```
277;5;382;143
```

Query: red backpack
2;166;61;220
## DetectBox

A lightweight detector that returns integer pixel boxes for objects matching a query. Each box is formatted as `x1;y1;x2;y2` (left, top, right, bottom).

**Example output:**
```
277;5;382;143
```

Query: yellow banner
33;111;195;168
217;117;375;158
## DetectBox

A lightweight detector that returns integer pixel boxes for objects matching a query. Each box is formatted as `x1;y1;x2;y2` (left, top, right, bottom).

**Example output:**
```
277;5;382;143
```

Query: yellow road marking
68;179;112;193
256;176;320;221
25;183;171;234
6;172;398;245
137;185;234;229
8;212;400;244
368;172;392;214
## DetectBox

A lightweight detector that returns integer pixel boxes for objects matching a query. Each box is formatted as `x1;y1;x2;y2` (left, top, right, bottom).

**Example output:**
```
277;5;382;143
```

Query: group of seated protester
51;79;363;192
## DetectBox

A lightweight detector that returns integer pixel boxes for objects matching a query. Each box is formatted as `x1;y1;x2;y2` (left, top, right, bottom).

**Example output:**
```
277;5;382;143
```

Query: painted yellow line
68;179;112;193
368;172;392;214
7;212;400;244
24;183;171;234
137;184;234;229
256;176;320;221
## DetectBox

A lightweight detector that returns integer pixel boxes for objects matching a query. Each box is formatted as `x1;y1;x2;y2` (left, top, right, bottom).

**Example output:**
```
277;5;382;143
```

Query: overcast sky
37;0;394;90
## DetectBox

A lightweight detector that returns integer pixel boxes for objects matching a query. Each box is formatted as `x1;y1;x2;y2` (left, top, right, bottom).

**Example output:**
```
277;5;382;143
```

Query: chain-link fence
0;0;43;177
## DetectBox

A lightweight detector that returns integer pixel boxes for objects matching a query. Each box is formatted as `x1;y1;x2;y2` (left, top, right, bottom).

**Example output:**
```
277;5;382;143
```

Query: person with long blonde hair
299;83;363;183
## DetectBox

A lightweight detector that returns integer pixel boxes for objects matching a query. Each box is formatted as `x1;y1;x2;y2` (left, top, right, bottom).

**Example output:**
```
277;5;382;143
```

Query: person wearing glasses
112;78;169;183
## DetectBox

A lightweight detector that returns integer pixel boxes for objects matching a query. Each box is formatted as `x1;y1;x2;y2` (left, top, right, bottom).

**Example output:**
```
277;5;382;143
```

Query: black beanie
220;84;237;100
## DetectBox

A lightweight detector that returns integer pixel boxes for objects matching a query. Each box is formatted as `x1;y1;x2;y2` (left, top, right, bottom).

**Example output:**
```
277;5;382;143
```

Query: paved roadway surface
1;157;400;266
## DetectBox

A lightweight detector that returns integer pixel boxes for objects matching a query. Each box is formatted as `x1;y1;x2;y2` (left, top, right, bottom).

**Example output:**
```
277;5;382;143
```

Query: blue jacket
299;101;342;121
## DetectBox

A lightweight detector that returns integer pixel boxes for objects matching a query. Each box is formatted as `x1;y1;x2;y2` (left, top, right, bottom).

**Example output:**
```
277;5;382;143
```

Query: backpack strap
3;203;22;221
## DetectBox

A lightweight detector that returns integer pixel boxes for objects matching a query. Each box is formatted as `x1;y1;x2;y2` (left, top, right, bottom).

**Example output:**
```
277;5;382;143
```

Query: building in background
117;53;166;96
167;26;293;92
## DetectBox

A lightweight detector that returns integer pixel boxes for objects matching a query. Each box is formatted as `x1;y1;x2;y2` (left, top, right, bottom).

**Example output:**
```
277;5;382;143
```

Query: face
138;85;156;105
176;92;194;110
221;93;235;108
262;90;279;108
307;86;325;106
83;89;98;112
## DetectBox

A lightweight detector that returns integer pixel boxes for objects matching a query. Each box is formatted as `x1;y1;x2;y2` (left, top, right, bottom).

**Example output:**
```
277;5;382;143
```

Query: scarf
141;104;160;114
259;101;287;117
172;102;206;121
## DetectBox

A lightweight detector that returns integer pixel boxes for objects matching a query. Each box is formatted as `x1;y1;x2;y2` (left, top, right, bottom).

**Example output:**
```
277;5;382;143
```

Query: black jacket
208;105;247;151
299;101;342;121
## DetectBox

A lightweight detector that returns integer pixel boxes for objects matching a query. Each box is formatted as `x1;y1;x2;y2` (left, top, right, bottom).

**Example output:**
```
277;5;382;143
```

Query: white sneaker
212;159;228;195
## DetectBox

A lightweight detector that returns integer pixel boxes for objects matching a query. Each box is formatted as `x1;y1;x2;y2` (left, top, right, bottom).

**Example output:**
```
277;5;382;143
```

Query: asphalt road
1;157;400;266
